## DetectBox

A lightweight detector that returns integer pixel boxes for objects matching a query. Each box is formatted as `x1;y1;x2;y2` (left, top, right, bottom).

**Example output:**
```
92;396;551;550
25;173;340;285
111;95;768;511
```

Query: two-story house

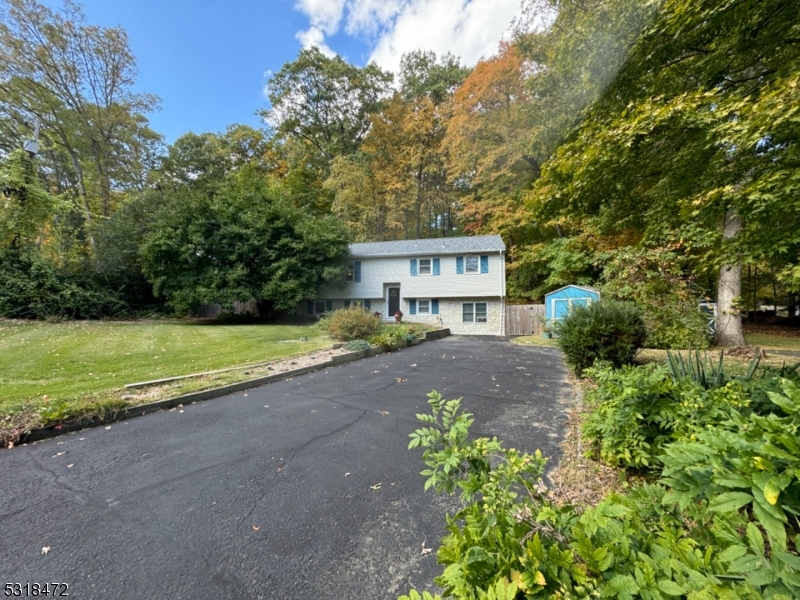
303;235;507;335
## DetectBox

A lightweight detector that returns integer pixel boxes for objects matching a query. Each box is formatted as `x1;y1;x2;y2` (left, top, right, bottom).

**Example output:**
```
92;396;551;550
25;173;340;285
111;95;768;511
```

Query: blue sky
42;0;522;144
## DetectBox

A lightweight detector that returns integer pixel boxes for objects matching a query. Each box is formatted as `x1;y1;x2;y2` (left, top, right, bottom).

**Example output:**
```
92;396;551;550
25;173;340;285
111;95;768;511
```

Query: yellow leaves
764;482;780;505
752;456;770;471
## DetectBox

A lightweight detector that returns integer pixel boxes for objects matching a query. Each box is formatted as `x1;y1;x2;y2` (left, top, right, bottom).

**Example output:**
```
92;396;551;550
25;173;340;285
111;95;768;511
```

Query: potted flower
394;310;404;323
541;320;553;339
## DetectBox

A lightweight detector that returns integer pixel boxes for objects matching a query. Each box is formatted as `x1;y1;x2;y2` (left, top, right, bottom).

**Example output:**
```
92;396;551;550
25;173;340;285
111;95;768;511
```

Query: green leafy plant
601;247;711;349
403;390;800;599
666;349;760;389
326;306;382;341
554;299;647;375
369;324;419;351
582;363;752;469
660;378;800;557
343;339;371;352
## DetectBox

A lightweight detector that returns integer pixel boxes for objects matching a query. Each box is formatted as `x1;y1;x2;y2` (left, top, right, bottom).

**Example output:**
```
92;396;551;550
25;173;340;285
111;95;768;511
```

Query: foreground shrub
401;388;800;599
660;378;800;558
555;299;647;375
583;363;749;468
325;306;381;341
583;358;800;469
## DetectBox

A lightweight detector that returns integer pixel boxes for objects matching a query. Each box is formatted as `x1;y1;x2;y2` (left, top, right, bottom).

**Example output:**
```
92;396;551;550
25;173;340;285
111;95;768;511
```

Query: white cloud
296;26;337;57
291;0;525;74
294;0;347;34
344;0;404;37
367;0;521;74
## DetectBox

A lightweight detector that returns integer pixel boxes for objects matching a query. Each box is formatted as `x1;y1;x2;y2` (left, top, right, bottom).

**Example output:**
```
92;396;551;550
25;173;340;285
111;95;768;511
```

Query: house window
418;299;431;314
419;259;431;275
346;261;361;282
463;302;488;323
314;300;326;314
465;256;479;273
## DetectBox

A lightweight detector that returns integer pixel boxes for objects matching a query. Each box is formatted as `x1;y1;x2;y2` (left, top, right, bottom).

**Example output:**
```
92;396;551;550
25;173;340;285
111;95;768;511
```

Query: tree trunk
715;209;746;346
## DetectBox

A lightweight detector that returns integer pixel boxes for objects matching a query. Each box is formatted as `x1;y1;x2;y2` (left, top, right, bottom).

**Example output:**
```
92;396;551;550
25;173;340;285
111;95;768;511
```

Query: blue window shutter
409;299;417;315
456;256;464;274
410;259;417;276
432;299;439;315
325;300;332;312
306;300;314;315
432;258;440;276
344;300;350;308
364;299;371;309
480;255;489;273
354;261;361;282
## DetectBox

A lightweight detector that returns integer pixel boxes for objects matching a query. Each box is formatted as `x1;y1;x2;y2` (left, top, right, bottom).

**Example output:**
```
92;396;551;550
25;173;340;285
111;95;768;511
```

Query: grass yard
0;320;330;442
744;332;800;351
510;335;559;348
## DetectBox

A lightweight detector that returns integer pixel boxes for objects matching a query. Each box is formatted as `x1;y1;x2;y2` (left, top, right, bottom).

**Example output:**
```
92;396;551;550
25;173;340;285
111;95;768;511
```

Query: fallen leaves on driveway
41;547;50;555
370;483;382;490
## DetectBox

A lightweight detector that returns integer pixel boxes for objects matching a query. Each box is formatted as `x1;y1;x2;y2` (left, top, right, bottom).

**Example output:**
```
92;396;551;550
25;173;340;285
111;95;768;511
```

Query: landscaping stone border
17;329;450;445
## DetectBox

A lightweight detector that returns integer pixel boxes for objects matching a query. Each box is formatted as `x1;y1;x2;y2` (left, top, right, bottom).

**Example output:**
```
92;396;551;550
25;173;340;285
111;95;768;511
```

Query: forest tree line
1;0;798;346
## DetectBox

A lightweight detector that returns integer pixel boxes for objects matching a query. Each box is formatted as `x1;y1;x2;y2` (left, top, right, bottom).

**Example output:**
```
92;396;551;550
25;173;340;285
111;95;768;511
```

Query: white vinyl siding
316;253;504;300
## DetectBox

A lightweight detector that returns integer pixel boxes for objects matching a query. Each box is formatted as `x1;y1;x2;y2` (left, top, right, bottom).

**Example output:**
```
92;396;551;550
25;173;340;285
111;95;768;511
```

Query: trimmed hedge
555;299;647;375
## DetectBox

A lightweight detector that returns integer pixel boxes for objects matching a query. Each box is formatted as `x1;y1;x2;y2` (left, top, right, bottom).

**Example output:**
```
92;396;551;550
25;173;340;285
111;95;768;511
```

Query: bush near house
325;306;382;341
555;299;647;375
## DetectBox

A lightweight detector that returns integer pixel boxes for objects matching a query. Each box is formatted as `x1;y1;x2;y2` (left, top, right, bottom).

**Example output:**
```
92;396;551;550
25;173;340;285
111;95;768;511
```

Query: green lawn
510;335;559;348
0;320;330;440
744;332;800;351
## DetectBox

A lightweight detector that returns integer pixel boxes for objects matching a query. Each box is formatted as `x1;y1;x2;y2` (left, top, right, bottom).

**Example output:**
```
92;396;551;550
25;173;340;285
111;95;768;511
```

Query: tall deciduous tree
140;167;351;315
531;0;800;345
399;50;471;105
0;0;161;253
262;47;393;213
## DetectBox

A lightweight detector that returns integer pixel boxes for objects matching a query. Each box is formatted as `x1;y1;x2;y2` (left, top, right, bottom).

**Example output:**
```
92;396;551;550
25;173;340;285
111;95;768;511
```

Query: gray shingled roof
349;235;505;257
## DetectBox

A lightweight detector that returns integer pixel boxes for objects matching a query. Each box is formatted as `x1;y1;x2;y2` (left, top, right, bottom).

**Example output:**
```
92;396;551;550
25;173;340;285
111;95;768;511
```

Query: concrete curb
17;329;450;445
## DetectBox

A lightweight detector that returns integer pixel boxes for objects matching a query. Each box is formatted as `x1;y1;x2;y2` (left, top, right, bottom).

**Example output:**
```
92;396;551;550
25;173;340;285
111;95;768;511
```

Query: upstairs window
419;259;431;275
457;255;489;274
346;261;362;282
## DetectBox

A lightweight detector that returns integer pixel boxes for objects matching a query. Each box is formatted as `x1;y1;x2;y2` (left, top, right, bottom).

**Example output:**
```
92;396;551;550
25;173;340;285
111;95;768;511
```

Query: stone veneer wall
403;297;502;335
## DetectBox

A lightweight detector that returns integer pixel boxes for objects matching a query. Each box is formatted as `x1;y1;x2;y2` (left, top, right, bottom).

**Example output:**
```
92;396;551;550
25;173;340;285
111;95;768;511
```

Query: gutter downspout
500;250;506;336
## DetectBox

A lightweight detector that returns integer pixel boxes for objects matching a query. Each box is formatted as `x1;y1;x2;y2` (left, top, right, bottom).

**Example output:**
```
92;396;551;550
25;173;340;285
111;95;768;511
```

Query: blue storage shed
545;285;601;322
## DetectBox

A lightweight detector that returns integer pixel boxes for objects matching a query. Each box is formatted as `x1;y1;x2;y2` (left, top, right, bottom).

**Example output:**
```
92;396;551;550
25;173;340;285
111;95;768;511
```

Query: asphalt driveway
0;336;571;599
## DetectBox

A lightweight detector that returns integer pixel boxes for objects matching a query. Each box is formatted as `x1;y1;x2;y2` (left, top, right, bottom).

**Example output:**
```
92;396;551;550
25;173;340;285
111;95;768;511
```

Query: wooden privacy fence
505;304;545;336
198;300;259;318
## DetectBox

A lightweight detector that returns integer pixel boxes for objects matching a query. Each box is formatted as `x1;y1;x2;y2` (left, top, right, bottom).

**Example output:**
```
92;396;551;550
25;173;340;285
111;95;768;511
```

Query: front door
388;287;400;317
